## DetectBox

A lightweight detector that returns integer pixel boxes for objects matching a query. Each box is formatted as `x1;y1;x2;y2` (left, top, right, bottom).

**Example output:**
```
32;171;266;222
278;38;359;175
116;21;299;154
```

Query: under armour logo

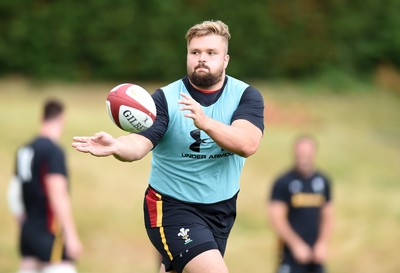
189;129;213;152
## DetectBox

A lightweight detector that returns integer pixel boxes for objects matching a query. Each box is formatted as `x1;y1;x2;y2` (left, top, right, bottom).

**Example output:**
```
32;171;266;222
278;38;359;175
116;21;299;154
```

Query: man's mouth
195;66;209;73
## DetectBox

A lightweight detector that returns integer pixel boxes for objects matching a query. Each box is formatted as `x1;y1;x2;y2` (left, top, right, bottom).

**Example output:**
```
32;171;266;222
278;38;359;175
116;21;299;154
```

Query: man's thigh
147;223;220;273
157;249;229;273
20;224;69;262
277;262;325;273
182;249;228;273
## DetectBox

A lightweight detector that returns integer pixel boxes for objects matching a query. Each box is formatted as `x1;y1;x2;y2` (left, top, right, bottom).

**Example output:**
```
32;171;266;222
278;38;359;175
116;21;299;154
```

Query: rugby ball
106;83;156;133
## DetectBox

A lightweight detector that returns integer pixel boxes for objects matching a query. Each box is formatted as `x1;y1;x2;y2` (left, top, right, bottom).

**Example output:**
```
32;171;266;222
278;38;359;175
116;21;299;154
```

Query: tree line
0;0;399;82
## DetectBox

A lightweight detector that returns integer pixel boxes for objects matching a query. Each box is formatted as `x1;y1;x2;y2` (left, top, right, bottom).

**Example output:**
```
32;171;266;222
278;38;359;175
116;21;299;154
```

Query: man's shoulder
160;77;186;91
20;136;58;152
226;75;250;91
314;170;332;184
274;169;297;185
34;137;65;158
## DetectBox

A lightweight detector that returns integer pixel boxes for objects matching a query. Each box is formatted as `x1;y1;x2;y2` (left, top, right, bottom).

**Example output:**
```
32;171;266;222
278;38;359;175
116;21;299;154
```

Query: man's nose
198;52;208;62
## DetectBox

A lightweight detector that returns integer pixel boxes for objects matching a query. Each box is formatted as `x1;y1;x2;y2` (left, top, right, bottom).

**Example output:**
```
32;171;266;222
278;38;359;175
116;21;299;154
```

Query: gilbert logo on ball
106;83;156;133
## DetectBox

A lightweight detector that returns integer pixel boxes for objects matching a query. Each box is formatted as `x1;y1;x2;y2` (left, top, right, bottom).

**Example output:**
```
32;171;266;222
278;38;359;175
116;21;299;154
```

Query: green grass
0;77;399;273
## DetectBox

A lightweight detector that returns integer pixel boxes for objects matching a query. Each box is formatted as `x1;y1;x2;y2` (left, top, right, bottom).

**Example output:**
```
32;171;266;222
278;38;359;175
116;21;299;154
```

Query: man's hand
178;92;210;130
72;132;117;157
313;241;328;263
65;234;83;260
290;241;313;264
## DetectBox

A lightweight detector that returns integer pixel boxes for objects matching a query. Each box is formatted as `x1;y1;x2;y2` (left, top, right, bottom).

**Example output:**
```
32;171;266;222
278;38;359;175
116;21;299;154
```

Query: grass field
0;77;399;273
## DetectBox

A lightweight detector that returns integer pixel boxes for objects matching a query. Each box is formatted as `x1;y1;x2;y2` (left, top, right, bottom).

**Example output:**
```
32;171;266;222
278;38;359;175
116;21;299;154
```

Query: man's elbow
238;142;260;158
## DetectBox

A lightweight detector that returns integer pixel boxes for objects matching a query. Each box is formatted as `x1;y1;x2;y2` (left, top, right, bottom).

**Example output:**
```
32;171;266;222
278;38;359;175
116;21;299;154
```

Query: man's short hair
185;20;231;45
43;99;64;121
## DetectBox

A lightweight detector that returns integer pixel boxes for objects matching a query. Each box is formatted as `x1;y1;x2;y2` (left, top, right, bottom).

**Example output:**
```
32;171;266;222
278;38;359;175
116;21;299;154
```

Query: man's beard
188;65;223;89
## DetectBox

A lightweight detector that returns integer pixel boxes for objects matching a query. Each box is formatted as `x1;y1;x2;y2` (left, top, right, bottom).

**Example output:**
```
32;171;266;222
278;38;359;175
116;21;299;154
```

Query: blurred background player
7;99;82;273
72;20;264;273
268;135;334;273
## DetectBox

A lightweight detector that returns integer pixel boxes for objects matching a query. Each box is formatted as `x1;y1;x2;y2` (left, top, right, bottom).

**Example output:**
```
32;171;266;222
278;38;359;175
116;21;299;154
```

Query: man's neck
295;168;315;179
40;121;61;142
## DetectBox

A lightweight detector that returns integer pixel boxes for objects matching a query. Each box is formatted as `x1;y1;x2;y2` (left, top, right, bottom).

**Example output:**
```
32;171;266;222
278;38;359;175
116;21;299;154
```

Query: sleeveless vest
149;76;248;203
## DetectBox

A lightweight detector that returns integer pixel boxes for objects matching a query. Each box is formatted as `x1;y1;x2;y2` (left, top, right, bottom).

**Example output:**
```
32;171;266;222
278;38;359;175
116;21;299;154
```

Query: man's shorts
277;245;324;273
20;221;71;262
143;186;237;273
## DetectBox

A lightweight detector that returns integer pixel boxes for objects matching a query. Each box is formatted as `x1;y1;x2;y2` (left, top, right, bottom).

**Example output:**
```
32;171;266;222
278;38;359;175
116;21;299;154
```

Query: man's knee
19;257;41;273
41;263;77;273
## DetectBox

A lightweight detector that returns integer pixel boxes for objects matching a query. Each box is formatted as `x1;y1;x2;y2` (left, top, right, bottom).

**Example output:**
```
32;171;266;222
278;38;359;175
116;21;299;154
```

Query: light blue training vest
149;76;249;203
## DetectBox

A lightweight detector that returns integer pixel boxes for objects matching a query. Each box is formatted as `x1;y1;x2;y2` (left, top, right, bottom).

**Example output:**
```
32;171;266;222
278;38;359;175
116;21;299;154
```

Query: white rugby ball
106;83;156;133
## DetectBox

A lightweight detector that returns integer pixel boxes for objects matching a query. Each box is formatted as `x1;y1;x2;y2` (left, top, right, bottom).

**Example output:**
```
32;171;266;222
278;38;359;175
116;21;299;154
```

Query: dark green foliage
0;0;399;81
